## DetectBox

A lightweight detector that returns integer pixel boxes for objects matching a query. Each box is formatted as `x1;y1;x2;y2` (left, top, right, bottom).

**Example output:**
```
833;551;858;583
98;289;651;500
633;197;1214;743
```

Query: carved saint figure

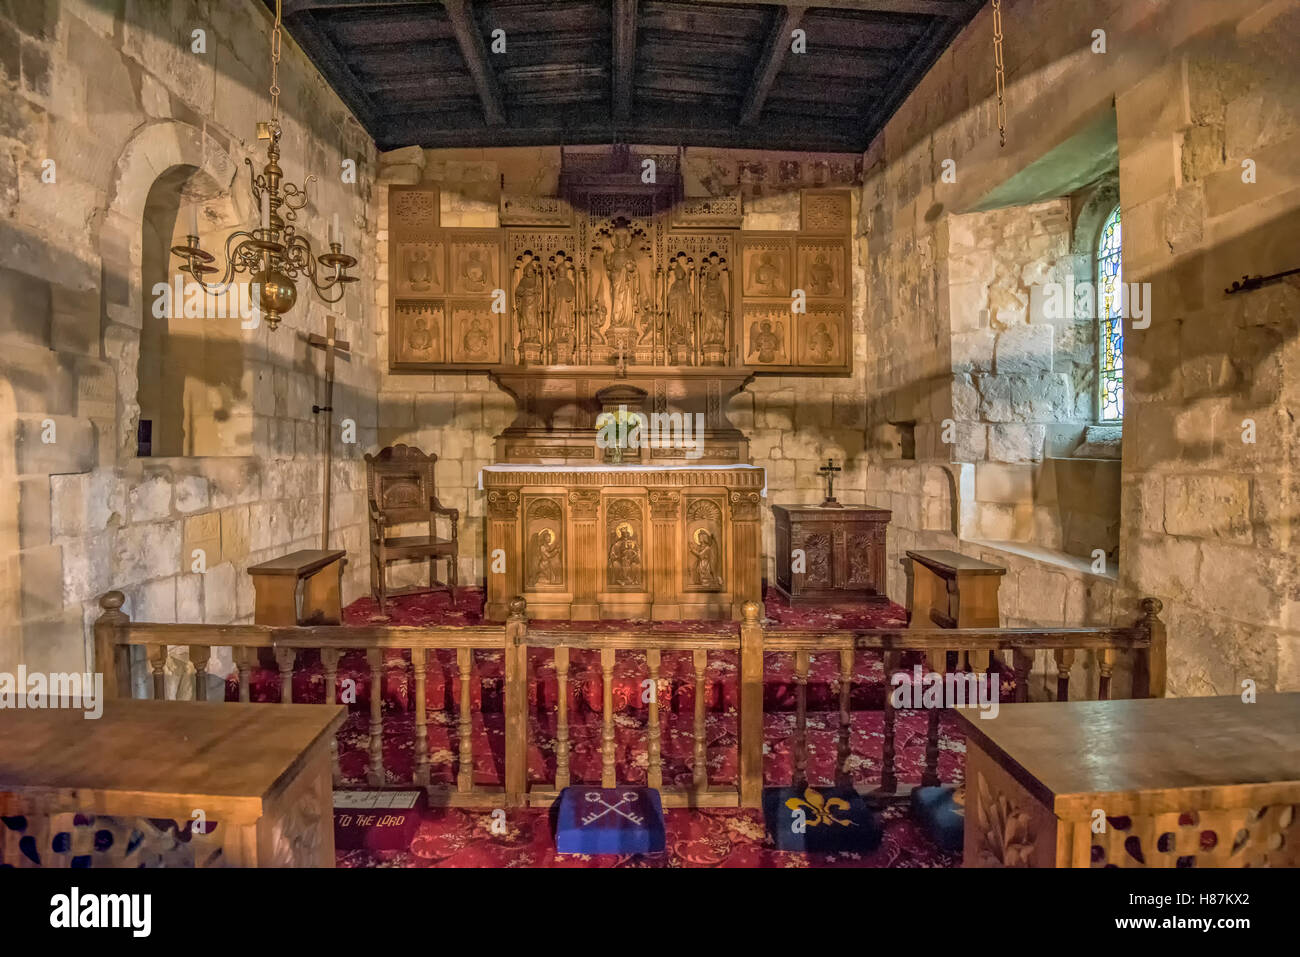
700;254;729;347
754;252;781;292
608;522;642;587
407;315;435;354
602;224;643;339
514;257;543;345
404;246;436;292
550;257;576;346
809;322;835;364
689;527;721;588
527;527;562;587
666;260;693;350
462;249;488;292
809;251;834;295
748;318;782;364
462;315;490;360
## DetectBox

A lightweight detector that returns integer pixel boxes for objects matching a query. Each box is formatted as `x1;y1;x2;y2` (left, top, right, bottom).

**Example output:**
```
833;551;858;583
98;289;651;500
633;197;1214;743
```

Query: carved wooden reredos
389;147;852;383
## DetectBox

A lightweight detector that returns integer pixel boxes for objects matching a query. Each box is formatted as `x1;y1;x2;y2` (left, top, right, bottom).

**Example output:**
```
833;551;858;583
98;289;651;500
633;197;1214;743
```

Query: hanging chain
991;0;1006;147
269;0;283;124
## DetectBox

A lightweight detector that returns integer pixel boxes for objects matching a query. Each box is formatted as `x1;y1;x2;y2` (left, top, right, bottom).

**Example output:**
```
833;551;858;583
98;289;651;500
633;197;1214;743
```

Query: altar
480;463;765;621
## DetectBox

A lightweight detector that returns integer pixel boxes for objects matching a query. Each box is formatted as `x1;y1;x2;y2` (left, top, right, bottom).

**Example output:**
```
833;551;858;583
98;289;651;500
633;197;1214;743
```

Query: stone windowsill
966;538;1119;582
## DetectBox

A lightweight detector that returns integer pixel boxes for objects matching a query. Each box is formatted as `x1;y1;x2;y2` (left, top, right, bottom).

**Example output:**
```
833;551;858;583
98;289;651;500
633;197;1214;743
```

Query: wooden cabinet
773;504;891;603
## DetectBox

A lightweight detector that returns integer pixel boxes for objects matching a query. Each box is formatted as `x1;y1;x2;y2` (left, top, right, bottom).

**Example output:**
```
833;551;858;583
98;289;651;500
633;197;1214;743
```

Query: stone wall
0;0;379;676
856;0;1300;694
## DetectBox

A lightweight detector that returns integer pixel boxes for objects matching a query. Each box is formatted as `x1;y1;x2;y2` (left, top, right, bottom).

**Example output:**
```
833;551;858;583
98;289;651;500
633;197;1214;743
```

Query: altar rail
93;592;1165;809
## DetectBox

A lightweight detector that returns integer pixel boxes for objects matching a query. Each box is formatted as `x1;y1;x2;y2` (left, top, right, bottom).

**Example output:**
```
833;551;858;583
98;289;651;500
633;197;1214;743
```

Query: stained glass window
1096;204;1124;421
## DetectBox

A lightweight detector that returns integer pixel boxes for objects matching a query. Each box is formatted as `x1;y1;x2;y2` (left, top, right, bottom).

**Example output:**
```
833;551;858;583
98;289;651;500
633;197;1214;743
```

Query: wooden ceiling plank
688;0;977;17
441;0;507;126
738;4;806;128
612;0;638;122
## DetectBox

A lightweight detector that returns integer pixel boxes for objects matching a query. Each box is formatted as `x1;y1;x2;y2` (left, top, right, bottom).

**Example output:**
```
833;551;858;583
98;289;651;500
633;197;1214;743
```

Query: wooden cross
818;457;843;508
308;313;352;549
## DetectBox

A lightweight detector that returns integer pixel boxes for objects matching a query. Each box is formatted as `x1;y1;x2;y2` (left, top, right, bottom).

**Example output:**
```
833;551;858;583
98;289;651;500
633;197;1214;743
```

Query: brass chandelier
170;0;356;329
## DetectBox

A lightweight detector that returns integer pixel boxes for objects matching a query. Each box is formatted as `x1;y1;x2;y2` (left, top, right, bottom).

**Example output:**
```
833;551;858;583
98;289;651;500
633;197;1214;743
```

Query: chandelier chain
270;0;283;123
992;0;1006;147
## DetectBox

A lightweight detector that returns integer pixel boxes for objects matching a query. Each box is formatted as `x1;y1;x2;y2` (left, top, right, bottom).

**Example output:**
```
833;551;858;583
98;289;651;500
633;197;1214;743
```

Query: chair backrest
365;444;438;525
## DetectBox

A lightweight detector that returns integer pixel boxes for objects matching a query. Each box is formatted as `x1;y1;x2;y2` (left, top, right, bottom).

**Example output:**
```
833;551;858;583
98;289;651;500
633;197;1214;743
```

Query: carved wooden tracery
388;151;852;377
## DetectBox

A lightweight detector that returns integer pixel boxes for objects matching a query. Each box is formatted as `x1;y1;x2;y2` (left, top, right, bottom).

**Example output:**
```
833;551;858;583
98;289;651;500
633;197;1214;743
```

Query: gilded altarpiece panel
523;497;566;593
683;498;725;593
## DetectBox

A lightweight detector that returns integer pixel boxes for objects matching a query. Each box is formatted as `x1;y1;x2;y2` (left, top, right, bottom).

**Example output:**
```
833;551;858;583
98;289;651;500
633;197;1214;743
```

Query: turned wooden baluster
366;647;384;785
692;649;708;791
921;706;942;788
878;650;899;793
235;647;252;703
646;648;662;790
1098;648;1115;701
600;648;616;788
1054;648;1075;702
411;648;429;787
794;650;810;787
274;648;296;703
320;647;343;785
1012;648;1034;703
190;645;210;701
149;644;166;700
456;647;474;792
836;648;853;787
555;646;571;789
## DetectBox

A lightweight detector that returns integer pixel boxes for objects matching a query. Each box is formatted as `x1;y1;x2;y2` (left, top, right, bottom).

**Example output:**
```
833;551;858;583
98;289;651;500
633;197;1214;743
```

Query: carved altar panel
392;301;445;365
448;299;502;365
797;238;846;299
797;304;846;367
801;189;852;234
447;231;503;296
524;497;566;591
396;241;445;297
391;185;439;233
604;497;646;592
741;234;795;299
671;192;743;229
684;497;725;592
742;303;792;366
500;193;572;226
506;229;578;365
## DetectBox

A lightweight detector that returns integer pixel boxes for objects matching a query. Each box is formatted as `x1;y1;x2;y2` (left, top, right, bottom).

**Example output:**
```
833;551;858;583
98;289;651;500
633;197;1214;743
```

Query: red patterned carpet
228;589;974;867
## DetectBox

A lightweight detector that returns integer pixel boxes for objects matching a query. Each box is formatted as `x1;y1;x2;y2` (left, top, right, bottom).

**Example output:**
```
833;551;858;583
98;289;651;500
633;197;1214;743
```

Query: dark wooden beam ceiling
267;0;986;152
739;4;805;127
612;0;638;122
442;0;507;126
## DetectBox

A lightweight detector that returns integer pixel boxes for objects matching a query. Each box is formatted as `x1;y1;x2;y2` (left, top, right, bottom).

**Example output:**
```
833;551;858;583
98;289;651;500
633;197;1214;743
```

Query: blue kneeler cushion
554;787;666;855
762;786;882;853
910;785;965;853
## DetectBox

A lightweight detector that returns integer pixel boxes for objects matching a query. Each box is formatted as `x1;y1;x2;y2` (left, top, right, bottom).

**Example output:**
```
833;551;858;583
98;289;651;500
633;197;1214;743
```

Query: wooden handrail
93;588;1167;811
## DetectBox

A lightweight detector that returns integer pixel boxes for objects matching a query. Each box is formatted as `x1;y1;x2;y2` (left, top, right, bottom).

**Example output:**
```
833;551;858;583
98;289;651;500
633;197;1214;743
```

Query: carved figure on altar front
526;527;563;587
700;253;729;348
666;258;693;359
514;256;544;348
689;528;721;587
608;522;642;587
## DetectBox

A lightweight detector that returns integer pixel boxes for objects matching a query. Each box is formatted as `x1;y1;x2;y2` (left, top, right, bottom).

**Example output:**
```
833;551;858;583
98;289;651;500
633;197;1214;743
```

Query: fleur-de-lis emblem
785;788;853;827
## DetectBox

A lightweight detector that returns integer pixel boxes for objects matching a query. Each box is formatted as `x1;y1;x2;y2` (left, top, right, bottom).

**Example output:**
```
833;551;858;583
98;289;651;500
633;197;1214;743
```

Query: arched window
1096;204;1123;422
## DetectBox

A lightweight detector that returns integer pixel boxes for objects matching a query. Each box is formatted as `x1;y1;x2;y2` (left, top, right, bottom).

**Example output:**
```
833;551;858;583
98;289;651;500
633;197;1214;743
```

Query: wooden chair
364;444;459;612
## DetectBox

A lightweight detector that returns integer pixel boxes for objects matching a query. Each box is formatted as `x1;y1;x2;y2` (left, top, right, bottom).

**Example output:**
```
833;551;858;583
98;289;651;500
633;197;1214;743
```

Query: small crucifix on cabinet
818;458;842;508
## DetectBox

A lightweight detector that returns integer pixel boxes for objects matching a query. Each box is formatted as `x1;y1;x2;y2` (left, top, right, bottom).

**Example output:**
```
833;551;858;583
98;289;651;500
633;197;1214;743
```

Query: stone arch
98;120;245;463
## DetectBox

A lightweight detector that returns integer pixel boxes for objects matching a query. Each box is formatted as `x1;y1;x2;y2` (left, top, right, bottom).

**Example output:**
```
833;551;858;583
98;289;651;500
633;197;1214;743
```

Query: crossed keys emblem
581;791;645;826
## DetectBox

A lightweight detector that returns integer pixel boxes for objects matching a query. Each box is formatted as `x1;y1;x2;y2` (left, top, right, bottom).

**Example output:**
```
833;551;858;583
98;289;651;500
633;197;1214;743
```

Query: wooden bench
904;549;1006;673
248;548;347;626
